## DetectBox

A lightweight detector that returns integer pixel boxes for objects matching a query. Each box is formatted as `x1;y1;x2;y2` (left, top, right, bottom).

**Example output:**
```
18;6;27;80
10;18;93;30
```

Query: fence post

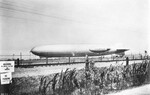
16;58;20;67
85;55;89;71
126;57;129;66
148;60;150;83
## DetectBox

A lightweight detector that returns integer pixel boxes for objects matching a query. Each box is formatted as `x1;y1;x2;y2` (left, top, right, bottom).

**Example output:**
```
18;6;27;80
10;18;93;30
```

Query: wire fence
0;53;149;66
0;53;149;60
0;53;39;60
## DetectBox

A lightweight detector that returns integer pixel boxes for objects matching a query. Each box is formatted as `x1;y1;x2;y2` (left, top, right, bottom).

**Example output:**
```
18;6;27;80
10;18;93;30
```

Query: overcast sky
0;0;149;55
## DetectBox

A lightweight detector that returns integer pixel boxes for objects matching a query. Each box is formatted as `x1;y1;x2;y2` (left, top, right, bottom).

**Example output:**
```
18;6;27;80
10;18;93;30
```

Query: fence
0;53;149;66
0;53;39;60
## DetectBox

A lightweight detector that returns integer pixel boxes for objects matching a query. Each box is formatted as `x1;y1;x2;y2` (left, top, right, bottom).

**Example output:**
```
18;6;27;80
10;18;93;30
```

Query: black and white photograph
0;0;150;95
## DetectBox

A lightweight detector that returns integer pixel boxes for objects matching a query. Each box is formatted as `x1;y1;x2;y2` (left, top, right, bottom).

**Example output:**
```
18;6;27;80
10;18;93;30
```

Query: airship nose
30;47;36;54
30;46;43;55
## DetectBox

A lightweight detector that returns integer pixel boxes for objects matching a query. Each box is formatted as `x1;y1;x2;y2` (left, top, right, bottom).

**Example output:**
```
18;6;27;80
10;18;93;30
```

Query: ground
107;84;150;95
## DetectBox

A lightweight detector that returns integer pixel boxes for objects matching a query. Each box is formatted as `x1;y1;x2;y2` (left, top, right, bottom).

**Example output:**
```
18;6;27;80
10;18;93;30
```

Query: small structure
0;61;14;95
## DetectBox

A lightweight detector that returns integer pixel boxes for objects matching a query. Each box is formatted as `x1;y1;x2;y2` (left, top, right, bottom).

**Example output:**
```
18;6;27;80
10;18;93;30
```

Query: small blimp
31;44;129;58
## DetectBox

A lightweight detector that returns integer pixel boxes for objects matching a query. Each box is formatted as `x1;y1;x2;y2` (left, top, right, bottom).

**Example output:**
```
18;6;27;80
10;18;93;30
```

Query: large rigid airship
31;44;129;57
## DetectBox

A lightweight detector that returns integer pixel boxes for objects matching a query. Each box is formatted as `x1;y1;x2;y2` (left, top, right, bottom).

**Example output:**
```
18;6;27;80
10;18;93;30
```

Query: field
8;59;150;95
13;60;143;78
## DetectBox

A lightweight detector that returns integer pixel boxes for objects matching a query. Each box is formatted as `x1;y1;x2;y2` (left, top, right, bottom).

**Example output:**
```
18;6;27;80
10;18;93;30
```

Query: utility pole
29;52;31;60
20;52;22;65
12;54;15;60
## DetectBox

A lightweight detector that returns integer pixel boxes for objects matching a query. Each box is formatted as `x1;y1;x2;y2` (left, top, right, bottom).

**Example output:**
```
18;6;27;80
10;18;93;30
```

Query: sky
0;0;149;55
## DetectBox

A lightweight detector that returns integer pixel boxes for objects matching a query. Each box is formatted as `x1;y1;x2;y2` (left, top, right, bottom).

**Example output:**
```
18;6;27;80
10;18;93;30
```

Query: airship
31;44;129;58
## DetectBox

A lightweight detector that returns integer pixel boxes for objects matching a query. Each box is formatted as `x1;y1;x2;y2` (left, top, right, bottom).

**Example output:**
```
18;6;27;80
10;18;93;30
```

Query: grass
8;60;149;95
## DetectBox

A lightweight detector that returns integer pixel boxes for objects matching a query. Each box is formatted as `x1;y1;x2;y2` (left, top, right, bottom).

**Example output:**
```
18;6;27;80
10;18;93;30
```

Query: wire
0;55;31;56
2;0;35;8
0;1;96;25
0;6;83;24
0;14;55;24
0;1;41;13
